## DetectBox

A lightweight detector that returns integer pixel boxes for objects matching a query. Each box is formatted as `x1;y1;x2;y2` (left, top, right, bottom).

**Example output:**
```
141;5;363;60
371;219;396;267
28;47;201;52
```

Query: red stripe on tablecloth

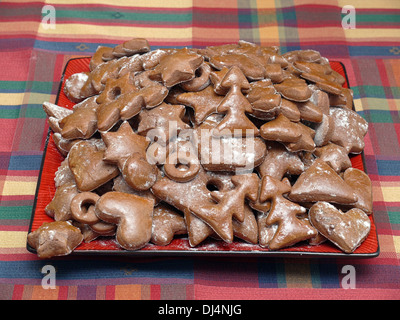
194;285;400;300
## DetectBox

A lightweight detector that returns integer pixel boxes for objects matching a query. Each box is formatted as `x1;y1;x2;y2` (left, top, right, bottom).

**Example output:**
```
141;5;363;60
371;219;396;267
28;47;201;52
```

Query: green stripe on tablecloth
0;104;47;119
360;110;397;123
0;206;32;220
52;9;192;24
388;211;400;224
0;81;26;92
356;13;400;24
0;107;20;119
0;81;54;94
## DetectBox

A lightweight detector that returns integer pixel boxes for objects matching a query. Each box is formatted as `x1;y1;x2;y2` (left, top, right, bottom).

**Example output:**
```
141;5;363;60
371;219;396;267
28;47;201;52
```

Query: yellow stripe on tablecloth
353;99;364;112
393;236;400;257
0;93;25;106
337;0;399;9
381;187;400;203
0;231;27;248
37;23;193;39
343;28;400;40
0;21;193;40
2;180;37;196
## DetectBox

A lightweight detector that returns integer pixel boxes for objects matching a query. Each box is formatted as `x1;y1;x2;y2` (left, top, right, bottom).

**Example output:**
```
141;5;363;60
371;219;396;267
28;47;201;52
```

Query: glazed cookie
95;191;154;250
68;139;119;192
257;141;304;180
149;48;203;88
27;221;83;259
42;101;73;134
64;72;90;103
188;173;259;243
176;85;223;125
59;96;99;140
211;66;259;137
309;201;371;253
313;142;352;173
329;106;368;154
195;114;267;172
151;204;187;246
45;182;79;221
70;192;100;225
289;159;357;205
151;169;218;246
343;167;373;215
259;176;317;250
137;102;190;145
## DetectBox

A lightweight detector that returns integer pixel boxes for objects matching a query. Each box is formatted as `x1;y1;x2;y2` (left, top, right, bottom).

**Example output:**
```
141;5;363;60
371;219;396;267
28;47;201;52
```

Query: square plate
27;57;379;258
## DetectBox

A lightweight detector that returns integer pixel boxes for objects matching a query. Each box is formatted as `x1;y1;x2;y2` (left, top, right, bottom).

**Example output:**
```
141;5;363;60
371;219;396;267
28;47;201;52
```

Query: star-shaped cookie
176;85;223;125
149;48;203;88
101;121;150;168
137;102;190;144
59;96;99;140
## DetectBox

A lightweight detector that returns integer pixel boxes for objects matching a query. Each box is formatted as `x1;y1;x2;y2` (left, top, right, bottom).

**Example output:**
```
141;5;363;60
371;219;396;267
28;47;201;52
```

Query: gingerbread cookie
176;85;223;125
151;204;187;246
259;176;317;250
64;72;90;103
149;48;203;88
211;66;259;137
27;221;83;259
45;182;79;221
95;191;154;250
329;107;368;154
151;169;217;246
257;141;304;180
43;101;73;134
246;79;281;120
59;96;99;140
273;78;312;102
188;173;259;243
313;142;351;173
137;102;190;145
289;159;357;204
309;201;371;253
70;191;100;225
195;114;267;172
68;139;119;192
343;167;373;215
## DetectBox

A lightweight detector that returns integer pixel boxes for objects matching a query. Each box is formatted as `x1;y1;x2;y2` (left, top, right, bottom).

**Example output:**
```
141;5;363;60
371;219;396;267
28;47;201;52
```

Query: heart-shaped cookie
95;191;154;250
68;139;119;192
309;201;371;253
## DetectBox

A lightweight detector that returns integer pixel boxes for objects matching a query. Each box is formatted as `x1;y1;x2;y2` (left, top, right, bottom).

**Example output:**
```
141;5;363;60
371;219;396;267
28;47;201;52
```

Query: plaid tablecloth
1;0;399;300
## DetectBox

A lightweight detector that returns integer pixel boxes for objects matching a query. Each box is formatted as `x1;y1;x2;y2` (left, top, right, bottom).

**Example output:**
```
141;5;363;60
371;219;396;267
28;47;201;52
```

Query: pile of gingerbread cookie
27;38;373;259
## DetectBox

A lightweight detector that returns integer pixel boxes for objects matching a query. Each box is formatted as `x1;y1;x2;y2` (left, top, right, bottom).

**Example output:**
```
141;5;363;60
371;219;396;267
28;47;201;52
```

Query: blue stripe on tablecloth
0;259;194;281
376;160;400;176
8;155;43;171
